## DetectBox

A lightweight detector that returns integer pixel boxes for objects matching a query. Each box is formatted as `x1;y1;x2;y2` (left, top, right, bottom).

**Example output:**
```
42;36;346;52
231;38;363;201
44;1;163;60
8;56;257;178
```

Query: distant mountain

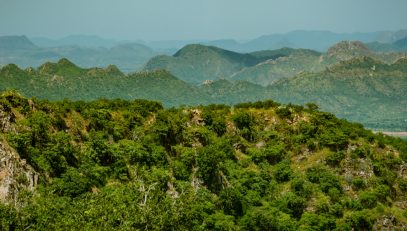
229;41;405;86
30;35;118;48
0;36;165;72
374;30;407;43
394;36;407;48
230;49;322;86
143;41;406;87
366;35;407;52
0;35;37;50
203;30;407;53
143;44;272;84
50;42;160;72
225;30;383;52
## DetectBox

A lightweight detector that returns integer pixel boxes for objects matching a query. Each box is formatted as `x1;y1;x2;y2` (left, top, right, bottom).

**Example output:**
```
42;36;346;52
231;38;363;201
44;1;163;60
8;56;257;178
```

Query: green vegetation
143;44;293;84
230;49;323;86
144;44;247;83
231;41;405;86
269;57;407;131
1;92;407;230
1;54;407;131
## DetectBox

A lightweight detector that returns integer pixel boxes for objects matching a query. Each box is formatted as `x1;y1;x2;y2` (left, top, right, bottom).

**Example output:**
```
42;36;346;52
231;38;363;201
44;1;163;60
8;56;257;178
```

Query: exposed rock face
0;137;38;204
373;214;407;231
0;104;16;133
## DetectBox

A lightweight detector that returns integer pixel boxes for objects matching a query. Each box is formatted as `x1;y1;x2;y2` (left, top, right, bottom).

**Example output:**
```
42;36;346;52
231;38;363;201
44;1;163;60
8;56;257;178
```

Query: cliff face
0;137;38;204
0;106;37;204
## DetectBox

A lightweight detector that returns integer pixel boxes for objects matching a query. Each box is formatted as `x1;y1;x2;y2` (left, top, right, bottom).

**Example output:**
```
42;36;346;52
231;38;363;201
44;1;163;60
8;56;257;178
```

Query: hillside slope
230;41;406;86
269;57;407;130
0;94;407;230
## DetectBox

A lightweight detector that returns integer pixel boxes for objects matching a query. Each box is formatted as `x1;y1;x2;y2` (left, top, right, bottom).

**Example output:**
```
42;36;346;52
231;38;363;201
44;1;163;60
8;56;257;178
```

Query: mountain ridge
1;56;407;131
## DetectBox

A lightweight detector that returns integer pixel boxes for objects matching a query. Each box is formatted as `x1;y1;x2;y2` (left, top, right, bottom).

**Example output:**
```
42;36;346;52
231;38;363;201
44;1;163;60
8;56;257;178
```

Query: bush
345;211;374;230
0;203;18;230
299;213;336;230
359;191;377;209
275;107;292;119
351;177;365;190
219;187;243;217
275;192;306;218
274;161;292;183
239;206;298;230
232;111;255;130
291;176;313;198
325;151;345;167
306;165;342;194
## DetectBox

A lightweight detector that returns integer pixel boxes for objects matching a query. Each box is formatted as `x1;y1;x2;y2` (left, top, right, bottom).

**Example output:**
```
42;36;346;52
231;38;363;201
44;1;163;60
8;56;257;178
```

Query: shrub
274;161;292;183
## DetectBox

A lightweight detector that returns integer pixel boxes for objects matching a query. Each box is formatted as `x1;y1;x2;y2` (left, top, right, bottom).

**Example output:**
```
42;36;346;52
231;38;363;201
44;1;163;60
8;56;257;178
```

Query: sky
1;0;407;41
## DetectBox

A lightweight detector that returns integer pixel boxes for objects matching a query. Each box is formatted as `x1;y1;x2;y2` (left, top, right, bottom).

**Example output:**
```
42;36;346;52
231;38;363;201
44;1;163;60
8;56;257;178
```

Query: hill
367;36;407;52
229;41;405;86
1;57;406;131
230;49;322;86
268;57;407;131
143;44;328;85
1;93;407;230
143;44;269;84
0;35;37;50
394;36;407;48
0;59;207;105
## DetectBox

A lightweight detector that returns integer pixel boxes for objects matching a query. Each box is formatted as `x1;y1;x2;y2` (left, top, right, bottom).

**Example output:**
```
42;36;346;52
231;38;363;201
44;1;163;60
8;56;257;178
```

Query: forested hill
1;92;407;230
1;57;406;131
268;57;407;131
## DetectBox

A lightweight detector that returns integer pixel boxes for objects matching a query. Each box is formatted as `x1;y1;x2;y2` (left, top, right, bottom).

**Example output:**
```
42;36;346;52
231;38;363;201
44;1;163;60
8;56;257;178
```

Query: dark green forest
1;91;407;230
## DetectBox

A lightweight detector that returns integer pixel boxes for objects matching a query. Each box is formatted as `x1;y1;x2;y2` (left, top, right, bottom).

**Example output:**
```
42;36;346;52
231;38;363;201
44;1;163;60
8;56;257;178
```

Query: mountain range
142;30;407;52
144;41;406;86
1;48;406;131
1;30;407;73
0;35;167;72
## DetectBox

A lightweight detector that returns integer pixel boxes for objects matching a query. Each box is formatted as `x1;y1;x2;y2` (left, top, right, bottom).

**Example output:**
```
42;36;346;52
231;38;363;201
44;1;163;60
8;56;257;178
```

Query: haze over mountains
0;35;164;72
1;30;407;73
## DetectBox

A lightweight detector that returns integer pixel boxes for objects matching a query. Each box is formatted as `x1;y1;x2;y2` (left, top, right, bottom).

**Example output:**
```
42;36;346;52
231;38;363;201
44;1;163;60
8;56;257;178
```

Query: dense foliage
1;92;407;230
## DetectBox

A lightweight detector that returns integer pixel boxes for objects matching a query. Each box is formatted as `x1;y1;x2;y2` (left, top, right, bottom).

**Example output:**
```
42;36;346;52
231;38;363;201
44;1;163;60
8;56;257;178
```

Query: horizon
2;28;407;48
22;29;407;43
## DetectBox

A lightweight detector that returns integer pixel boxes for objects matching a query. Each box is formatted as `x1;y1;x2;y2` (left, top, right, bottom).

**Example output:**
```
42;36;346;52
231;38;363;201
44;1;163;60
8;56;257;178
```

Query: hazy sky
1;0;407;41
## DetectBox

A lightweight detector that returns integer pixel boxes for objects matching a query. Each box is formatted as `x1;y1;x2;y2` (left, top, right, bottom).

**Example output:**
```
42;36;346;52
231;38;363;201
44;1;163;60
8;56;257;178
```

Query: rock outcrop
0;137;38;204
0;104;16;133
